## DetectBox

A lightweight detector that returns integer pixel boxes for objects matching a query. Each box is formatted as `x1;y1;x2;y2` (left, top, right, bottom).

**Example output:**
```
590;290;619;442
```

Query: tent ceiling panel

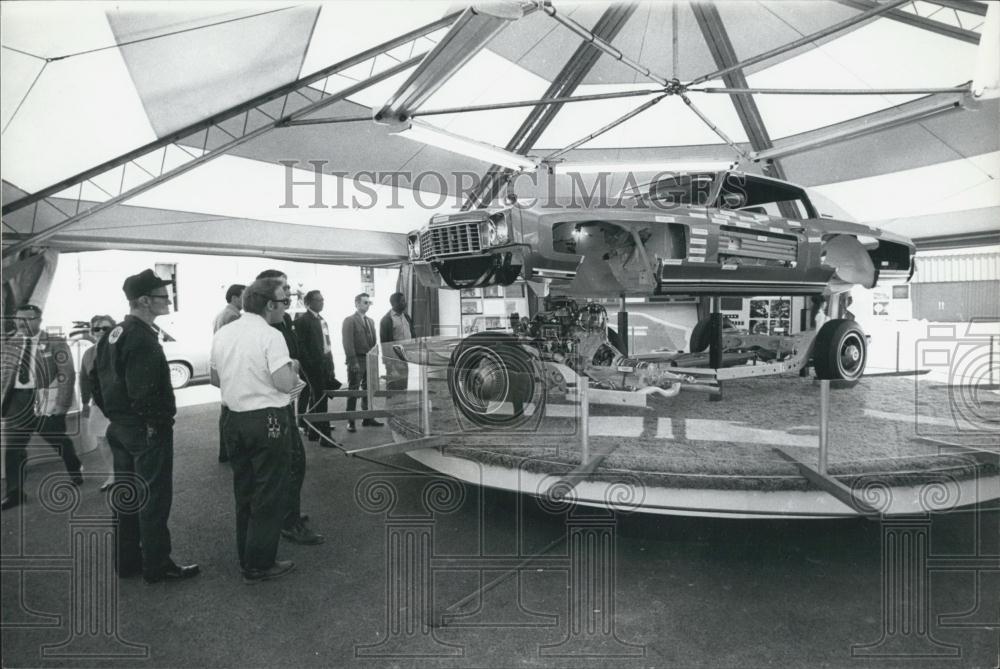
811;150;999;221
779;98;999;185
716;1;870;72
0;49;157;194
1;2;119;57
224;99;489;193
107;5;319;138
2;181;407;265
298;2;452;79
419;50;553;146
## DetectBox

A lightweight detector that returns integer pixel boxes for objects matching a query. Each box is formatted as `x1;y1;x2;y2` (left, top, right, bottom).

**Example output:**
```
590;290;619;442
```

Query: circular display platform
388;369;999;519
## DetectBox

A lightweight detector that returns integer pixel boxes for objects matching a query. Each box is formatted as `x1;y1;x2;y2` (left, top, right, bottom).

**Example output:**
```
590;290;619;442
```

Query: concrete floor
2;386;998;668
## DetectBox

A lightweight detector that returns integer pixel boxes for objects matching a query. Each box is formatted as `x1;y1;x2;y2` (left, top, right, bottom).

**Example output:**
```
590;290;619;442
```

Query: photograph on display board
483;285;503;298
460;288;482;298
749;300;769;318
461;300;482;315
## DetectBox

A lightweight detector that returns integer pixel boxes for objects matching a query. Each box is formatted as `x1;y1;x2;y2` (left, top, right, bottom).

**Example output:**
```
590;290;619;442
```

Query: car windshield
622;173;717;206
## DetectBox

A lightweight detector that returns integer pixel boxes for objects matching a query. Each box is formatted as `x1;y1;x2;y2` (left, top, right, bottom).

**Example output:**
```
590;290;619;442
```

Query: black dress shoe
346;423;356;433
144;561;201;584
71;473;84;486
243;560;295;584
362;418;384;427
1;492;25;511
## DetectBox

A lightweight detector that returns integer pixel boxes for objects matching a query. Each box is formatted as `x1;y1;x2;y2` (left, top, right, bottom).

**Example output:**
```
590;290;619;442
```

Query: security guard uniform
91;314;177;578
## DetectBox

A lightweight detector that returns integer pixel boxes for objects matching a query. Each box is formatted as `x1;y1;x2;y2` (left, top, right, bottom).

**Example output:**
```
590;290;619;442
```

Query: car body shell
409;171;915;297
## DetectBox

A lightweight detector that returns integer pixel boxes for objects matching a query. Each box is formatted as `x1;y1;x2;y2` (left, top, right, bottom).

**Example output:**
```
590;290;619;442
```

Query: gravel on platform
389;374;999;492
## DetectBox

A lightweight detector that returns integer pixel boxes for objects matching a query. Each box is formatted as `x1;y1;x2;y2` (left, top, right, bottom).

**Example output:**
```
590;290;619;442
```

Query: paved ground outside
1;384;998;668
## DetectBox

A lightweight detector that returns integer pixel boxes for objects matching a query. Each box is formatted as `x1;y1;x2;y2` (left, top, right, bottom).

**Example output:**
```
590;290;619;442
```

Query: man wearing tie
295;290;337;443
341;293;383;433
1;304;82;510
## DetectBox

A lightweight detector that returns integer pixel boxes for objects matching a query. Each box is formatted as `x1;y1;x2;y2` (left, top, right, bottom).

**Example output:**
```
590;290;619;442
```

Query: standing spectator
212;284;245;464
1;304;82;510
79;314;117;491
255;270;322;546
379;292;415;391
295;290;338;444
213;284;245;333
342;292;383;433
90;269;199;583
211;277;302;583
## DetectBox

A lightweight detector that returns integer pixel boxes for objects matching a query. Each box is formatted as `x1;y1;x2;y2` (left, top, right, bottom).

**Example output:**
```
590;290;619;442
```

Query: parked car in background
159;326;210;389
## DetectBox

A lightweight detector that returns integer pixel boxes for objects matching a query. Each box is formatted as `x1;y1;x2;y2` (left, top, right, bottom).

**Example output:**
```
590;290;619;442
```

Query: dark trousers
283;405;305;530
297;378;330;439
106;422;174;576
224;406;289;571
218;405;230;461
346;359;369;420
2;389;81;495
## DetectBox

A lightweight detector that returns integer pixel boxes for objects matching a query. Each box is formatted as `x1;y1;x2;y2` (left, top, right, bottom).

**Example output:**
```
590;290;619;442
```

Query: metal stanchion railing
420;361;431;437
818;379;830;476
366;351;378;412
580;379;589;466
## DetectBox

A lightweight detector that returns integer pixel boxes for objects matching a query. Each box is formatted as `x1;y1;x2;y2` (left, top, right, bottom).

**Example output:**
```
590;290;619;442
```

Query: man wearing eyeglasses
211;277;305;583
1;304;83;511
90;269;200;584
254;270;323;547
342;292;383;433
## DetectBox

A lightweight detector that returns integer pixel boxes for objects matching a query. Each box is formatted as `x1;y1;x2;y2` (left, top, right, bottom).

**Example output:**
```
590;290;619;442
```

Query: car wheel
448;332;545;429
813;319;866;382
168;362;192;389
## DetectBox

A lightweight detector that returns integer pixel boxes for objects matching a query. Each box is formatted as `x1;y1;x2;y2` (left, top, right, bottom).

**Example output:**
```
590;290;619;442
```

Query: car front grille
420;221;482;259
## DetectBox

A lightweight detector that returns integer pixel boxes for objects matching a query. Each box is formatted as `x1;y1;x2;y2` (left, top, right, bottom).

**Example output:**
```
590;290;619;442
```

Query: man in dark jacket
91;269;200;584
378;292;415;391
295;290;337;443
1;304;82;510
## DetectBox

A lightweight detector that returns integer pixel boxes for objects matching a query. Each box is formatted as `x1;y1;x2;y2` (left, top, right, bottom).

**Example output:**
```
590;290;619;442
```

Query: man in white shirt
210;278;303;583
212;283;245;464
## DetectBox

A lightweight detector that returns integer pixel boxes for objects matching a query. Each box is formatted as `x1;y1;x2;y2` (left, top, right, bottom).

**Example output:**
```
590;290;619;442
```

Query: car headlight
487;218;509;246
407;234;421;260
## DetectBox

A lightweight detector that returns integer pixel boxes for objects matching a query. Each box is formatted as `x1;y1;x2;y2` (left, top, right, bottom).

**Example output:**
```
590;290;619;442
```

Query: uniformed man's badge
108;326;123;344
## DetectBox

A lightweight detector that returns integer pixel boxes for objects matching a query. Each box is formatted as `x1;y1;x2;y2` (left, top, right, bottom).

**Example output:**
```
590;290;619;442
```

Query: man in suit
294;290;337;443
342;292;383;433
2;304;82;510
379;292;415;391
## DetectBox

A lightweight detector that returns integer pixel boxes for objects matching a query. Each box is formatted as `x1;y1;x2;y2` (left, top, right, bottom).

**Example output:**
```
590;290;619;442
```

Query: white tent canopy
2;0;997;259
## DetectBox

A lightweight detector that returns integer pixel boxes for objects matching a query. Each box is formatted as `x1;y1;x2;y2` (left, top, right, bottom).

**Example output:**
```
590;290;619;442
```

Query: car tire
812;319;866;382
168;361;192;389
447;332;545;429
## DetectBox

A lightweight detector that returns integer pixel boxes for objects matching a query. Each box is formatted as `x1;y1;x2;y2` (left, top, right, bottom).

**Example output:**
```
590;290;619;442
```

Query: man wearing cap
90;269;200;584
1;304;83;510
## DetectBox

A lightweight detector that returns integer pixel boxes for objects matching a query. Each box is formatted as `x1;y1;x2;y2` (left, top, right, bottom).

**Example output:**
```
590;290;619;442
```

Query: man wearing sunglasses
1;304;83;511
211;277;305;583
90;269;200;584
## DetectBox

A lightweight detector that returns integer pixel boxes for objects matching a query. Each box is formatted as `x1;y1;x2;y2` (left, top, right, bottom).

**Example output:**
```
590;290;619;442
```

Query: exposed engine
510;296;619;370
510;296;691;393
